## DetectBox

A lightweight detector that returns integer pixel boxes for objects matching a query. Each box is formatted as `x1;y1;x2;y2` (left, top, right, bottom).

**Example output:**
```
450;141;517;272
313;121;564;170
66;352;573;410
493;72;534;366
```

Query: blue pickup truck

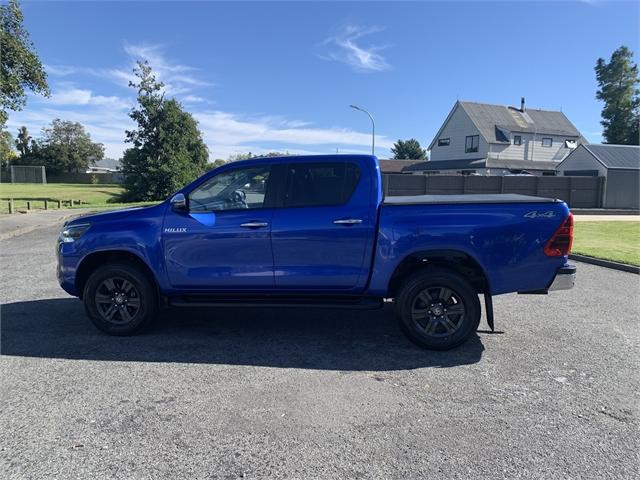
57;155;575;350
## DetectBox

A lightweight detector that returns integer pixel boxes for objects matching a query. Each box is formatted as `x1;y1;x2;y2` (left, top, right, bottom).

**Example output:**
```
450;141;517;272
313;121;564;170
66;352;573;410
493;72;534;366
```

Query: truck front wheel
83;263;157;335
396;268;481;350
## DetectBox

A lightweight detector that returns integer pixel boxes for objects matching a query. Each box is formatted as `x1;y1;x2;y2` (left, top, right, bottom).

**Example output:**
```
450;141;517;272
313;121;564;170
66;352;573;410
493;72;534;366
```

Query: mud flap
484;292;495;332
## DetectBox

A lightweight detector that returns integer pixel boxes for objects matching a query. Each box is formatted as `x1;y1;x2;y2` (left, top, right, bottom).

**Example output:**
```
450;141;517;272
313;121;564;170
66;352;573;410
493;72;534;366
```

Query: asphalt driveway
1;224;638;479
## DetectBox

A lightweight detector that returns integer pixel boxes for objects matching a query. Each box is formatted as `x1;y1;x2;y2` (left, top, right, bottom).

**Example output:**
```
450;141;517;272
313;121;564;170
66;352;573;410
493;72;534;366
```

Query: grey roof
378;159;425;173
94;157;121;170
405;158;487;172
406;157;559;172
443;101;583;146
583;144;640;170
485;157;559;171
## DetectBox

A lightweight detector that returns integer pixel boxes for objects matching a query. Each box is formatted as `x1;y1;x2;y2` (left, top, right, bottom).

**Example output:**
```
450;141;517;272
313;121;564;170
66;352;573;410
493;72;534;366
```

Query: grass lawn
572;221;640;266
0;183;157;213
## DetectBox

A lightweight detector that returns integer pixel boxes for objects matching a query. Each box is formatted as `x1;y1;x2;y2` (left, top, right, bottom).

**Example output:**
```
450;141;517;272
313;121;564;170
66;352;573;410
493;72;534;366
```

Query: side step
168;294;384;310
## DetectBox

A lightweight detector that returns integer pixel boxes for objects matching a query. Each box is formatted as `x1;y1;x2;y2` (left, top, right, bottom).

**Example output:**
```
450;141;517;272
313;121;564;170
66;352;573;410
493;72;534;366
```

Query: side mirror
170;193;187;211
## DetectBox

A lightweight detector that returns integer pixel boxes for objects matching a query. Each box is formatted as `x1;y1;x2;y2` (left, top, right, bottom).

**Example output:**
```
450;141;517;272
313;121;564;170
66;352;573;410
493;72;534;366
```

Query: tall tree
29;119;104;173
595;46;640;145
391;138;427;160
0;130;16;167
121;61;209;201
0;0;49;128
15;125;31;155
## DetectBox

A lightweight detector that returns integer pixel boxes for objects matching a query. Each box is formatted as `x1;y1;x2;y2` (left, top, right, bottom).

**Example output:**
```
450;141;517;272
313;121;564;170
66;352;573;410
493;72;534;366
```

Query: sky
7;0;640;160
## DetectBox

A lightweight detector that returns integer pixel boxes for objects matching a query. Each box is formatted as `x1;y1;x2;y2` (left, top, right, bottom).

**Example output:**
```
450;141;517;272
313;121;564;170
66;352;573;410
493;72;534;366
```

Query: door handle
333;218;363;225
240;222;269;228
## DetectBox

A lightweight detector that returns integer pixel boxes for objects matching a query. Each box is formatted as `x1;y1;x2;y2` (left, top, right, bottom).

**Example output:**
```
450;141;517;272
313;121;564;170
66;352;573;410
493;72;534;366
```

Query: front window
189;166;271;212
465;135;479;153
542;137;553;147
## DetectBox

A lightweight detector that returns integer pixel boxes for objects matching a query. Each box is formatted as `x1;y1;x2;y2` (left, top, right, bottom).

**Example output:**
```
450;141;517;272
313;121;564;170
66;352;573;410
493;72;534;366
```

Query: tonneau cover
383;193;559;205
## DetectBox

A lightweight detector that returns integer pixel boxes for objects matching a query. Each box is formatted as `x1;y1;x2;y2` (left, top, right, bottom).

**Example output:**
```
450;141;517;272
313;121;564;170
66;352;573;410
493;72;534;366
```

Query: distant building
415;98;586;176
86;158;121;174
378;159;424;174
557;144;639;209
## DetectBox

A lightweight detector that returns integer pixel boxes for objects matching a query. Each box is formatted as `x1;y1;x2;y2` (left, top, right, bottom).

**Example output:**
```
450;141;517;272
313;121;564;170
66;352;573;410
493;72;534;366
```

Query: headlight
59;223;91;243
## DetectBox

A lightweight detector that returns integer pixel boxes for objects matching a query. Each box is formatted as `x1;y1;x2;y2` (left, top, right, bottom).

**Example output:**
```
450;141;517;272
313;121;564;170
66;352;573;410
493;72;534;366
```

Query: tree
121;61;209;201
259;151;290;158
595;46;640;145
0;0;49;128
227;152;254;162
390;138;427;160
15;125;31;156
0;130;17;167
209;159;226;169
23;119;104;173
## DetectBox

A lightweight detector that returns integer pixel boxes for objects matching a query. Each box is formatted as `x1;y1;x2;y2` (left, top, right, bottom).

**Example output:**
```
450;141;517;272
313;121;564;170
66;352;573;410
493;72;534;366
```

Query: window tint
189;166;271;212
465;135;479;153
284;163;360;208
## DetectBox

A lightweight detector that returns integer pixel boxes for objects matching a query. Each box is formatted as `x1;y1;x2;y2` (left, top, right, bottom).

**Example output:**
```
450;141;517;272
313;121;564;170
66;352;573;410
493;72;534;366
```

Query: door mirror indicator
171;193;187;211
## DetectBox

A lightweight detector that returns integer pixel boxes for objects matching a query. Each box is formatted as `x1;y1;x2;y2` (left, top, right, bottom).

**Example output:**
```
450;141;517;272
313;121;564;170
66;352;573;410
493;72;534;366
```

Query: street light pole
350;104;375;156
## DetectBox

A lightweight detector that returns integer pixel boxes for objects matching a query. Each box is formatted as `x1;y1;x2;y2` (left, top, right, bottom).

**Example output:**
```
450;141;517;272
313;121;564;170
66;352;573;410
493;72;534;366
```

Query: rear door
270;160;375;290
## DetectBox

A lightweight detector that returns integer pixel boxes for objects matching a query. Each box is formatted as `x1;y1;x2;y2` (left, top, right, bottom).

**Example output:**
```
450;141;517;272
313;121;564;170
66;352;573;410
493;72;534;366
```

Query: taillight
544;213;574;256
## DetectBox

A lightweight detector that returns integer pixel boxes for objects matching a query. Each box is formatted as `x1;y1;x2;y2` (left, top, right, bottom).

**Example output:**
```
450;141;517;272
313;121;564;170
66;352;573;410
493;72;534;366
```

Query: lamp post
350;104;375;156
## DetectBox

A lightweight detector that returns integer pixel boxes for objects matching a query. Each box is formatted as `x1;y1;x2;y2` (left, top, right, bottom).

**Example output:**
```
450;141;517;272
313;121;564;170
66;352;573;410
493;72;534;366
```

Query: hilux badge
164;227;187;233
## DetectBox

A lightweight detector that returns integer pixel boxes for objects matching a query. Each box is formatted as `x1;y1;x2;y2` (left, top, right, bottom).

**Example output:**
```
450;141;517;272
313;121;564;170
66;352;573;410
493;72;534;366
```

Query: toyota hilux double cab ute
57;155;576;350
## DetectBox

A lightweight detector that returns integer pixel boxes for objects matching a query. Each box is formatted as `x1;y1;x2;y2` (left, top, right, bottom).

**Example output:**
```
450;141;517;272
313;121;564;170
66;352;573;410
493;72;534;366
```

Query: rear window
283;163;360;208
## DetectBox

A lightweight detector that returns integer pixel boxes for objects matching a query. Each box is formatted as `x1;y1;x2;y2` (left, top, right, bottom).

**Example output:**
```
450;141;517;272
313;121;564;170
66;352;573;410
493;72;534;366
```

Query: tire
83;262;157;335
396;268;481;350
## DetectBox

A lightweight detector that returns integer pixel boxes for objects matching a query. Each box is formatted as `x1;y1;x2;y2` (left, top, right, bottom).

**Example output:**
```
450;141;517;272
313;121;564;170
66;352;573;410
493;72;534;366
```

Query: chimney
520;97;526;112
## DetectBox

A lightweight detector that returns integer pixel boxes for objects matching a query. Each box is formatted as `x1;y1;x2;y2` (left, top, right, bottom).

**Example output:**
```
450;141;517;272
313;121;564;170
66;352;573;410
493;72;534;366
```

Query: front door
163;164;275;290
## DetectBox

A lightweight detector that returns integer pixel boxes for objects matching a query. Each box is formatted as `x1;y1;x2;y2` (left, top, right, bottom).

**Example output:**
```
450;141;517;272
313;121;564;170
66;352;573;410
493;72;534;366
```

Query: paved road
1;225;638;479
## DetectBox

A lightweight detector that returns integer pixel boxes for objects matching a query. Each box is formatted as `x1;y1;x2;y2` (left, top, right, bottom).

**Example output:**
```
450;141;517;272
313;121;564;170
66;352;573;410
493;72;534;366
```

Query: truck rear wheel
83;263;157;336
396;268;481;350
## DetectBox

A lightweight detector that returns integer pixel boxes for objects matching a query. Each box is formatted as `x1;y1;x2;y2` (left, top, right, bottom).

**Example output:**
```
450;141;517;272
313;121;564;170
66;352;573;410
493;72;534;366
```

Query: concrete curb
0;212;80;241
570;254;640;274
572;209;639;215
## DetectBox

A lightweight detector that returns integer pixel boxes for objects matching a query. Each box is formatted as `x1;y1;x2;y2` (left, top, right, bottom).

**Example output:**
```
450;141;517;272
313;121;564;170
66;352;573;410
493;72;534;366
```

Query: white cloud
45;64;78;76
9;43;394;160
194;111;392;159
181;95;206;103
320;24;391;73
48;88;132;110
117;43;214;95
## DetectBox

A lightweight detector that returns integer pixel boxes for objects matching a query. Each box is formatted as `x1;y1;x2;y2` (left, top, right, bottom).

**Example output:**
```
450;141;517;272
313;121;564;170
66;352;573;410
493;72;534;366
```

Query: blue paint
58;155;571;300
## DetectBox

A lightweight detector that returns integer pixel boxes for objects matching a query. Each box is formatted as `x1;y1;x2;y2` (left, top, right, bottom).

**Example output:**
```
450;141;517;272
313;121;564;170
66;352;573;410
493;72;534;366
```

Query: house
378;159;425;174
418;98;586;175
557;144;639;209
85;157;121;174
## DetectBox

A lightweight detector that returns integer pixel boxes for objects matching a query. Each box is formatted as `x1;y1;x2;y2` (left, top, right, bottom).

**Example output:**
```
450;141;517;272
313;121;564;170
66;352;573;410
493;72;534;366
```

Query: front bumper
548;264;576;291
